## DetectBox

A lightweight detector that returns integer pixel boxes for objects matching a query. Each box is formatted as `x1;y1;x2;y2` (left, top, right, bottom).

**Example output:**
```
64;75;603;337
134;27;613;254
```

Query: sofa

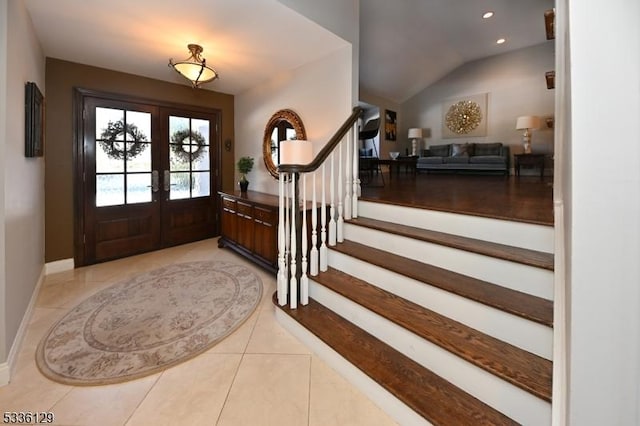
416;142;509;175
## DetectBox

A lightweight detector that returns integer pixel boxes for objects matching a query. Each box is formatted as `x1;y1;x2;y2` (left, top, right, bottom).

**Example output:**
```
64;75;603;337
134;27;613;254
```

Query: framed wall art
25;81;44;157
384;109;397;141
442;93;488;139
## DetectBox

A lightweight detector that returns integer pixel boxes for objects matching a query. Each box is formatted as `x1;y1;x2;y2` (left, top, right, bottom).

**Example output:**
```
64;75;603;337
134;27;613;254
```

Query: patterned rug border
35;261;263;386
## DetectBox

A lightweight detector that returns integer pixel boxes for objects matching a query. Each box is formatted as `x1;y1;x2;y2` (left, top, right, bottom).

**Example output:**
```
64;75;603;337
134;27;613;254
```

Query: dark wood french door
76;91;219;265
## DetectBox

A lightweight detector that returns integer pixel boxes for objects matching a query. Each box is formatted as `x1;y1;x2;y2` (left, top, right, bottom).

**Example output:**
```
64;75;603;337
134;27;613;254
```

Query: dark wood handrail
278;106;364;174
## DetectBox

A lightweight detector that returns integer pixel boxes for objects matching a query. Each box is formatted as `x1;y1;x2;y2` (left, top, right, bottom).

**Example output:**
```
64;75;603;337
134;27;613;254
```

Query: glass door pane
168;115;211;200
95;107;152;206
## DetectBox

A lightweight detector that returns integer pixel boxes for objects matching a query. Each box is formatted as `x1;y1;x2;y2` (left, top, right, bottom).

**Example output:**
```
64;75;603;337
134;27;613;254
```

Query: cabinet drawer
236;201;253;216
222;197;236;211
254;206;276;224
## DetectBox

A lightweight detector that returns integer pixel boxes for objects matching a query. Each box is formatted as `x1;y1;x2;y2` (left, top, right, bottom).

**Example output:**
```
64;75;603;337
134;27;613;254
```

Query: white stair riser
328;250;553;360
358;200;554;253
274;308;432;426
344;224;554;300
310;282;552;426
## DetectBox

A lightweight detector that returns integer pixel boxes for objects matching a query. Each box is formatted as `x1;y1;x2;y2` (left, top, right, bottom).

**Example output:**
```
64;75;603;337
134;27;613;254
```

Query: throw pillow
451;143;470;157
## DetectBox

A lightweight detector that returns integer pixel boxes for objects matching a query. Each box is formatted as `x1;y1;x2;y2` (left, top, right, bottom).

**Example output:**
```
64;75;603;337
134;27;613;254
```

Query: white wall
277;0;359;105
235;46;352;195
567;0;640;424
0;0;8;363
400;43;555;161
0;0;46;370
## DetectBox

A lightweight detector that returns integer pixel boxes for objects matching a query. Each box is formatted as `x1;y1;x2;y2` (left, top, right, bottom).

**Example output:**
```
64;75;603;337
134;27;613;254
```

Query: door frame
73;88;223;266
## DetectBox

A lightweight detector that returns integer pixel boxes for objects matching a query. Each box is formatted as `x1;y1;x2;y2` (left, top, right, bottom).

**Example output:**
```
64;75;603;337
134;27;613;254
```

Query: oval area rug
36;261;262;385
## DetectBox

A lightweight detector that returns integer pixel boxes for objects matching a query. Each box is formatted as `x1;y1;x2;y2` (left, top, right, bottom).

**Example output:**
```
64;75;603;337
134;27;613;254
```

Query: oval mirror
263;109;307;178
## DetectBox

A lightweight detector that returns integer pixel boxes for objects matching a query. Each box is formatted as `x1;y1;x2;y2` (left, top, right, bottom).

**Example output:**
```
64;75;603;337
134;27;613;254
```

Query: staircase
275;199;554;425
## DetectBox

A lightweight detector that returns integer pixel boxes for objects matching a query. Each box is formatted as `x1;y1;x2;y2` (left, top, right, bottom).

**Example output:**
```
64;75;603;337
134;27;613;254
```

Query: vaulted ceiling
24;0;554;103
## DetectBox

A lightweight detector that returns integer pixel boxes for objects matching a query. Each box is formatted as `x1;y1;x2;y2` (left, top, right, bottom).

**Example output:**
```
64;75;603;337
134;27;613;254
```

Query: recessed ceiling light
483;11;494;19
496;38;506;44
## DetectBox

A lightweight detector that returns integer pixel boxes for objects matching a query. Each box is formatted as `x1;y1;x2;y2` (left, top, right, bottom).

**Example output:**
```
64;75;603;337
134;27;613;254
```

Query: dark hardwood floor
360;171;554;226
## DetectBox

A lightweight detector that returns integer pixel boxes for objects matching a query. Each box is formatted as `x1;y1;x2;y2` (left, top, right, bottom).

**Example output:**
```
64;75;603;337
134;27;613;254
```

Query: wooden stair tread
347;216;554;271
333;240;554;328
274;293;519;425
314;268;553;402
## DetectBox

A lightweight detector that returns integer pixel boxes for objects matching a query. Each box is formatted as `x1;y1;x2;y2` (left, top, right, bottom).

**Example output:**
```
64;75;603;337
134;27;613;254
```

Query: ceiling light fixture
496;38;506;44
168;44;219;88
482;11;494;19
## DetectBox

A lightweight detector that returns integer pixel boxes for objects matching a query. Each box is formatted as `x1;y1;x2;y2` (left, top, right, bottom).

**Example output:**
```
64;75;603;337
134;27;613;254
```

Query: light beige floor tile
37;278;113;309
217;353;310;426
126;353;242;426
245;304;311;355
309;356;398;426
13;307;66;374
205;308;260;354
0;357;72;413
49;375;159;426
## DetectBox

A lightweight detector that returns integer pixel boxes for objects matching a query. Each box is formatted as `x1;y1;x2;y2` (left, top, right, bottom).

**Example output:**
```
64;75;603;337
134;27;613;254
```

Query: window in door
168;115;211;200
95;107;153;207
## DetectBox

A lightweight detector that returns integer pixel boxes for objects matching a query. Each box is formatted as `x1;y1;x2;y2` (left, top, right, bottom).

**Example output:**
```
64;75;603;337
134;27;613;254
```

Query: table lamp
516;116;541;154
408;128;423;156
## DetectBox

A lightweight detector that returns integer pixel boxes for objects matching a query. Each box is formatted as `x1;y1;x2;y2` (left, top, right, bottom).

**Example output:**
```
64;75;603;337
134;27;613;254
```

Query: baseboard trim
1;265;46;386
45;258;74;275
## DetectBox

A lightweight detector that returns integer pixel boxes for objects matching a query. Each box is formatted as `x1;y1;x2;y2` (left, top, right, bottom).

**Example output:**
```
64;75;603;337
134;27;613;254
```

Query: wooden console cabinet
219;190;280;272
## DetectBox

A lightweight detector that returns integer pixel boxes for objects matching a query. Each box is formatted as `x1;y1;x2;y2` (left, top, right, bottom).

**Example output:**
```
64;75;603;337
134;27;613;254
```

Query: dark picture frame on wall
384;109;397;141
25;81;44;157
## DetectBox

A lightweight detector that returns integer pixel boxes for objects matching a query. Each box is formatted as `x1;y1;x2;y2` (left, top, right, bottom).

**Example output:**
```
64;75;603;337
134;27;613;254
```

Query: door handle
164;170;170;191
150;170;159;192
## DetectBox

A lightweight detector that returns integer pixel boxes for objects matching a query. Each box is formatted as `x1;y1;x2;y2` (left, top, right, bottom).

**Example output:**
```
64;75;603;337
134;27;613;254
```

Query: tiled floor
0;239;397;426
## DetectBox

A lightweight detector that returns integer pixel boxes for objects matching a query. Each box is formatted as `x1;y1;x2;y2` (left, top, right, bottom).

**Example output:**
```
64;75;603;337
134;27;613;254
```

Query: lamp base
411;139;417;156
522;131;532;154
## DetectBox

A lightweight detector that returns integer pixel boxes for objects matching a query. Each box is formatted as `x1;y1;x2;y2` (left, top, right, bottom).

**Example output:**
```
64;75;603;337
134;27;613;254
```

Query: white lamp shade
408;128;423;138
280;140;314;165
516;116;541;130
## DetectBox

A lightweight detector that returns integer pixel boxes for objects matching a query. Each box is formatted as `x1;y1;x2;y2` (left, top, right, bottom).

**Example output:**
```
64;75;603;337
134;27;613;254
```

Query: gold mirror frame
263;109;307;178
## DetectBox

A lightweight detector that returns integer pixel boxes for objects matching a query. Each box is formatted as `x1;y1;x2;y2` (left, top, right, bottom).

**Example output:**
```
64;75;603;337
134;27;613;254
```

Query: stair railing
277;106;364;308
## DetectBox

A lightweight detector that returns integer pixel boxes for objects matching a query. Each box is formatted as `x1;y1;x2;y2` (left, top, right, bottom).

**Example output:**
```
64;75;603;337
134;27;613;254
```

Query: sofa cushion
418;156;444;164
427;144;451;157
451;143;470;157
469;155;506;164
473;143;503;156
443;156;470;164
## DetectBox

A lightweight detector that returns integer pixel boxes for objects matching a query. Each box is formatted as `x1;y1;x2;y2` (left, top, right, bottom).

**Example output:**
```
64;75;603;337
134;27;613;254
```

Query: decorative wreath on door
98;120;149;160
170;129;207;163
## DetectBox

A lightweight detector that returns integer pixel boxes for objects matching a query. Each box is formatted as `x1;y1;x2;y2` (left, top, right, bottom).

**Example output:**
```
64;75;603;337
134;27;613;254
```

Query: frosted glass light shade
169;44;219;88
516;116;541;130
280;140;313;165
408;128;423;138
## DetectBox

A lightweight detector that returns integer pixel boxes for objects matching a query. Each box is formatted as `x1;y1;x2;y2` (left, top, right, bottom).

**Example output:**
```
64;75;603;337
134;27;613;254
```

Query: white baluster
337;139;344;243
352;123;360;218
277;172;287;306
284;175;290;292
310;171;319;276
344;129;352;220
328;152;337;246
320;163;328;271
300;174;309;305
289;174;297;309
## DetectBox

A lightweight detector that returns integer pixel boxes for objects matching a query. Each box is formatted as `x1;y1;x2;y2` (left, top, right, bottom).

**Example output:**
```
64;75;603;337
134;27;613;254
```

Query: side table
514;154;545;179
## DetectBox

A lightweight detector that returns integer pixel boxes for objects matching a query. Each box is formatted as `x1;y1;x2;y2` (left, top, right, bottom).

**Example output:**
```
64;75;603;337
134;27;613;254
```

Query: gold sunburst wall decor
442;93;488;138
445;101;482;134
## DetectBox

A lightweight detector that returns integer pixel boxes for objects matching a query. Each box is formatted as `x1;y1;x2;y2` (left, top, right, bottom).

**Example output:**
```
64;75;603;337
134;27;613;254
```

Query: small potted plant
237;156;254;192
